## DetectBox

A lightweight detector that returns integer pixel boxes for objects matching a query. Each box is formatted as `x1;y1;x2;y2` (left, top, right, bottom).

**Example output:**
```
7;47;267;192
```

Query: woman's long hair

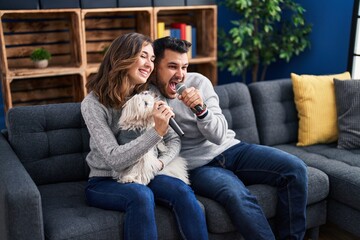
86;32;153;109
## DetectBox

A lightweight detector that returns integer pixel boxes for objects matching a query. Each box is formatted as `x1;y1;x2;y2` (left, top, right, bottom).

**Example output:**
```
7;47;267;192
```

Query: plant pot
34;60;49;69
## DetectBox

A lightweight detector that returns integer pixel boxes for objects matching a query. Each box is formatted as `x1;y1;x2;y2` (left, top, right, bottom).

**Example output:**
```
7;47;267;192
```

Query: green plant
218;0;312;82
30;48;52;61
101;46;109;55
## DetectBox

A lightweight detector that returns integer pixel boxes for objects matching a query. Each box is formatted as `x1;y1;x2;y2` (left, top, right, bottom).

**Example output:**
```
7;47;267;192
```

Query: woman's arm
81;94;162;172
157;128;181;167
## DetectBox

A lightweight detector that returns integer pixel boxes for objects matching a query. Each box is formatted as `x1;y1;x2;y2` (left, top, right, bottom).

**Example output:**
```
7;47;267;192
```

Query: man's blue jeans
85;175;208;240
189;142;308;240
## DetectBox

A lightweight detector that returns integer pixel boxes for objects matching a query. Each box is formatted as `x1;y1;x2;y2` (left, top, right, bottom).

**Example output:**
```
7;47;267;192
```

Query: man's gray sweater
166;72;240;170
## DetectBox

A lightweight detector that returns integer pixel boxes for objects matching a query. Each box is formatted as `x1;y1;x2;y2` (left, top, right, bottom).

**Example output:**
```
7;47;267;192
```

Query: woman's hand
153;101;174;136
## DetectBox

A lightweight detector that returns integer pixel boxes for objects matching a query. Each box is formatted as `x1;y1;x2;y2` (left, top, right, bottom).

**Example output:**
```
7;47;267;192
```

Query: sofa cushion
327;199;360;237
214;82;260;144
198;166;328;234
334;79;360;149
248;79;298;146
39;181;187;240
40;182;123;240
273;143;360;211
40;170;327;239
290;72;351;146
6;103;90;185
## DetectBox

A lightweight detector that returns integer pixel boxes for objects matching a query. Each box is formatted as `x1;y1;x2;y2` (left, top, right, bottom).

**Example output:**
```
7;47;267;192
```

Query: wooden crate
0;9;84;73
81;7;153;75
153;5;217;84
0;9;86;112
188;61;217;84
5;73;86;109
0;6;218;114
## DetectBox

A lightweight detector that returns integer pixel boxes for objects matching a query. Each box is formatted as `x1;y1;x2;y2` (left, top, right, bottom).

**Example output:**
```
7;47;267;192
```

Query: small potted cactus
30;48;52;68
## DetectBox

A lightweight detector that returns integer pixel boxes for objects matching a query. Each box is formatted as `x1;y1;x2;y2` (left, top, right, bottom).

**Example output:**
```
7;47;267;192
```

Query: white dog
112;91;189;185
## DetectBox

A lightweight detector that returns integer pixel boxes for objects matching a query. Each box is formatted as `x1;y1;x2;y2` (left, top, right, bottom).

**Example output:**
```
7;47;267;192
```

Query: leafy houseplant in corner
218;0;312;82
30;48;52;68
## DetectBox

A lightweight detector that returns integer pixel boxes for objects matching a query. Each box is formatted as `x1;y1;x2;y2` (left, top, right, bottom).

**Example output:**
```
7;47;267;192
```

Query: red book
170;23;187;40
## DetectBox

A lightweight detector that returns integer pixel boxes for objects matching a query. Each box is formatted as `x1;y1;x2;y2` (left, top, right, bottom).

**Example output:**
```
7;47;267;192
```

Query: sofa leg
306;226;320;240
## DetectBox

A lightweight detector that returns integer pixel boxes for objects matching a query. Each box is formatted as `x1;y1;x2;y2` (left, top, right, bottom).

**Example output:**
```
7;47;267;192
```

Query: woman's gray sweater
81;91;181;178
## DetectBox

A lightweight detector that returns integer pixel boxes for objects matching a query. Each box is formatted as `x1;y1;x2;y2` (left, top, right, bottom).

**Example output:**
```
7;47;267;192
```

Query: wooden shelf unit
8;73;86;108
153;5;217;85
0;5;217;112
0;9;85;111
81;7;153;76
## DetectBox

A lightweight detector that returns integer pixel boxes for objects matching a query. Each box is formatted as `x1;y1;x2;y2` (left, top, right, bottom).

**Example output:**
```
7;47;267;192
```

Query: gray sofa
248;78;360;237
0;79;332;240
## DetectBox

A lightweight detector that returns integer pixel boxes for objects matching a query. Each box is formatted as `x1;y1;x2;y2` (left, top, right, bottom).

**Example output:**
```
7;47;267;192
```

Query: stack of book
157;22;196;59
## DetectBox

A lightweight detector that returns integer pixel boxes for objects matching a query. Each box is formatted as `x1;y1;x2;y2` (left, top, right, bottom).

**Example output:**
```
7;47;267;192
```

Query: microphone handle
169;118;184;137
194;104;203;113
176;83;203;114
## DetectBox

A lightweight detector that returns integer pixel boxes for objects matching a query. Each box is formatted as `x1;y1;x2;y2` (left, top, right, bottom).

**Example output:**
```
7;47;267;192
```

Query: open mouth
139;69;149;78
169;82;176;92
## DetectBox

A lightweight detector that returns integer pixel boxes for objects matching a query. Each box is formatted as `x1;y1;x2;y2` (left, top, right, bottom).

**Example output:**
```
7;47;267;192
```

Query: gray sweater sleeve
81;92;163;173
191;74;229;145
167;73;239;169
158;128;181;166
148;85;181;166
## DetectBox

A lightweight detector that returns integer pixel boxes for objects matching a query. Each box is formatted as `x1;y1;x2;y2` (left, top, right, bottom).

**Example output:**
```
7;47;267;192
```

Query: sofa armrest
0;132;44;240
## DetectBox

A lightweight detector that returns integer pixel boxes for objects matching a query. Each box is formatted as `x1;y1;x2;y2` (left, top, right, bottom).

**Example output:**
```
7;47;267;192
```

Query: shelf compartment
3;73;86;110
0;9;84;73
153;5;217;84
188;61;217;85
82;7;153;74
153;5;217;59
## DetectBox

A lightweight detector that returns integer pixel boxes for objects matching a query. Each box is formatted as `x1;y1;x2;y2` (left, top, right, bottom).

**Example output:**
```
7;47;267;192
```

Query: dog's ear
121;95;139;121
119;93;155;130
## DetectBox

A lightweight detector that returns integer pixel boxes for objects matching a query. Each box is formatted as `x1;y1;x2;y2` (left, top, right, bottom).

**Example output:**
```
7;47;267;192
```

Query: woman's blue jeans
189;142;308;240
85;175;208;240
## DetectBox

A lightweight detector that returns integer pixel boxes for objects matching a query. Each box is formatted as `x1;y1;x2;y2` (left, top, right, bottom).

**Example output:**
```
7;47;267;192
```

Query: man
150;36;308;240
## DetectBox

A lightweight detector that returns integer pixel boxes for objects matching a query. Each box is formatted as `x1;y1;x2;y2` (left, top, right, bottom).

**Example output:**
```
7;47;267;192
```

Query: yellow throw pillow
291;72;351;146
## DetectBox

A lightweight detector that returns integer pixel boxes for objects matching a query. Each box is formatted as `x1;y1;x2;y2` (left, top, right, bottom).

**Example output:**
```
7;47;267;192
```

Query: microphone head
175;83;186;95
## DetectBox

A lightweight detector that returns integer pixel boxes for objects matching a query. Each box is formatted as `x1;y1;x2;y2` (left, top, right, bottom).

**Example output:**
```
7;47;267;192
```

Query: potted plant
101;45;109;55
30;48;52;68
218;0;312;82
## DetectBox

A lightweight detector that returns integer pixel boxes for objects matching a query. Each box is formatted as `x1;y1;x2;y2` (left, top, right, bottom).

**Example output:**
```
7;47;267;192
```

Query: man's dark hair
153;37;192;64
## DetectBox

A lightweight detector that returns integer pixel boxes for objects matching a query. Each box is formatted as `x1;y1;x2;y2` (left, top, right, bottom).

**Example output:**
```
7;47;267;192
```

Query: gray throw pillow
334;79;360;149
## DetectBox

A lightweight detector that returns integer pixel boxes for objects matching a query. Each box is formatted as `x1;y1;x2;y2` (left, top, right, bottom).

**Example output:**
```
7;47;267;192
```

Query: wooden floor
314;223;360;240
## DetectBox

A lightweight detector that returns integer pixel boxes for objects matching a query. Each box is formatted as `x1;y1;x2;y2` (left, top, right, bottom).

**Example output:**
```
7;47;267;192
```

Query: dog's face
119;91;156;131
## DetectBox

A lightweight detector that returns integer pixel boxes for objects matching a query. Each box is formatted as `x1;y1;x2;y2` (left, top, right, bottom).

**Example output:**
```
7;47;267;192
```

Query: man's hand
177;86;204;110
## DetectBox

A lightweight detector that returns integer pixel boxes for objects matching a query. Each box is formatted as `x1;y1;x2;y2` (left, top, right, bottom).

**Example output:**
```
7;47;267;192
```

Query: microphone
158;103;184;136
169;118;184;137
175;83;204;113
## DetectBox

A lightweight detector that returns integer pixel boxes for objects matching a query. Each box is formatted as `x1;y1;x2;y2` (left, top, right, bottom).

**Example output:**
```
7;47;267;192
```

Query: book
186;25;192;59
164;29;171;37
170;23;187;40
191;27;197;58
170;28;181;39
157;22;165;39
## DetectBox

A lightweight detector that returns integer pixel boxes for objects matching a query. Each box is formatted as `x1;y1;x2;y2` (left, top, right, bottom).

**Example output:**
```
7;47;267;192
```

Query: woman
81;32;208;240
